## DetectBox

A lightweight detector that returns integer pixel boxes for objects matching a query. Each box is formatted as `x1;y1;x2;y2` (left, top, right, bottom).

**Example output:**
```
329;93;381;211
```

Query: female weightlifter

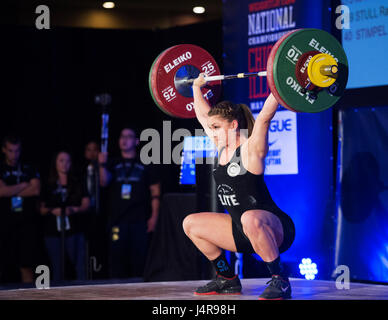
182;73;296;300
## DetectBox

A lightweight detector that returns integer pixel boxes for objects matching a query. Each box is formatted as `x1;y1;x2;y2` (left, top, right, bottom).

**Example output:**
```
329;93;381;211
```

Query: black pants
109;220;148;279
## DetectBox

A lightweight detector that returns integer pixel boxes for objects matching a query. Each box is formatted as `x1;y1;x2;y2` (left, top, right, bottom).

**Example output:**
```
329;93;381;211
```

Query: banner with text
265;110;298;175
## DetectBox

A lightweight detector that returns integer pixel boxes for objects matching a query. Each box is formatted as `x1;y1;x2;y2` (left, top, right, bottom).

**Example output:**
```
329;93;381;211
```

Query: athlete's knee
182;213;198;236
241;212;265;236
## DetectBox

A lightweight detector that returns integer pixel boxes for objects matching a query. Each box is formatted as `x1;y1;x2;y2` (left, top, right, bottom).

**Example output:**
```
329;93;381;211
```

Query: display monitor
179;136;217;185
341;0;388;89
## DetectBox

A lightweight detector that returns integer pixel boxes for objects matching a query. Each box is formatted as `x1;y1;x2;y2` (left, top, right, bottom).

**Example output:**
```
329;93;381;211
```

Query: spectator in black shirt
0;135;40;284
40;150;90;282
99;126;160;279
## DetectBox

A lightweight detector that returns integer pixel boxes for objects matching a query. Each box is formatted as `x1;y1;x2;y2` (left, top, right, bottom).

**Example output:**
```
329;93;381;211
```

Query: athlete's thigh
242;209;284;247
188;212;238;253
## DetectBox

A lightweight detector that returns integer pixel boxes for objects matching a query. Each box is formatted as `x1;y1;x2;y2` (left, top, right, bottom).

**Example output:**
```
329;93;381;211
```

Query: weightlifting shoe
258;275;291;300
194;274;242;295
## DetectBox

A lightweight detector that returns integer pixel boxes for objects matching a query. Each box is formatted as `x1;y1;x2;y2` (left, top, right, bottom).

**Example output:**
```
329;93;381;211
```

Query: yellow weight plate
307;53;338;88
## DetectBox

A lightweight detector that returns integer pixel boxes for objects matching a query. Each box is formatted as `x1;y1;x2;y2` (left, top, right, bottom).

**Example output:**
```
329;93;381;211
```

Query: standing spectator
0;135;40;284
39;150;90;282
99;126;160;279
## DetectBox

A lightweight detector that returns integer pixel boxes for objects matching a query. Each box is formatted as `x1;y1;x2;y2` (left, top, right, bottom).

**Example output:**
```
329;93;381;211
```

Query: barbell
148;28;349;118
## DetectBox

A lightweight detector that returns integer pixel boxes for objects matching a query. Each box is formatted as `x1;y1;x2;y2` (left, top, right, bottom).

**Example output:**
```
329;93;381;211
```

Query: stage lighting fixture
299;258;318;280
103;2;115;9
193;6;205;14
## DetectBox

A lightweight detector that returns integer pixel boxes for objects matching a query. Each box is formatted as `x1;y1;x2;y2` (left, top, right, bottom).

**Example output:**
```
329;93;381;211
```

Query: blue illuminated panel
341;0;388;89
179;136;216;185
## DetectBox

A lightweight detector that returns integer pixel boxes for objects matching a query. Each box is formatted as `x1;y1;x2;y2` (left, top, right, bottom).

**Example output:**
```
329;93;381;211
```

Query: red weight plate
150;48;178;117
150;44;221;118
267;29;301;112
150;45;196;118
149;49;175;117
295;50;321;91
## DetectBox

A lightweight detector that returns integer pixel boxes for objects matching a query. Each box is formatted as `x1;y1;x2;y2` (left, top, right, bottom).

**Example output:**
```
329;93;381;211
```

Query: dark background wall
2;21;222;191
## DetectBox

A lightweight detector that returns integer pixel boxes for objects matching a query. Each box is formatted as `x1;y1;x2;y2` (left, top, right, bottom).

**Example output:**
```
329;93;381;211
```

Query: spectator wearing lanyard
0;135;40;284
98;126;161;279
39;150;90;282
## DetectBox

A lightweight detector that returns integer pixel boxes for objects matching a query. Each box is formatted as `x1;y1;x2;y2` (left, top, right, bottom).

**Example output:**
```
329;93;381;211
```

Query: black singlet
213;145;295;254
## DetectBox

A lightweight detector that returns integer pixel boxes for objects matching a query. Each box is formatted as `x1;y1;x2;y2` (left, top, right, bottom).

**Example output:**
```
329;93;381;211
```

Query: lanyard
120;160;136;184
57;182;67;203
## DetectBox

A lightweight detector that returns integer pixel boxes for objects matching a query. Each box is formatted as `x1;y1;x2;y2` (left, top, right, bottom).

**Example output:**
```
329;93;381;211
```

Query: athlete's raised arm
247;93;278;159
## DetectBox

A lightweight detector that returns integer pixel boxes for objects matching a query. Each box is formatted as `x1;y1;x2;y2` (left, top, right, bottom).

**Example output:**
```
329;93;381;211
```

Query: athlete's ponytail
236;103;255;138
